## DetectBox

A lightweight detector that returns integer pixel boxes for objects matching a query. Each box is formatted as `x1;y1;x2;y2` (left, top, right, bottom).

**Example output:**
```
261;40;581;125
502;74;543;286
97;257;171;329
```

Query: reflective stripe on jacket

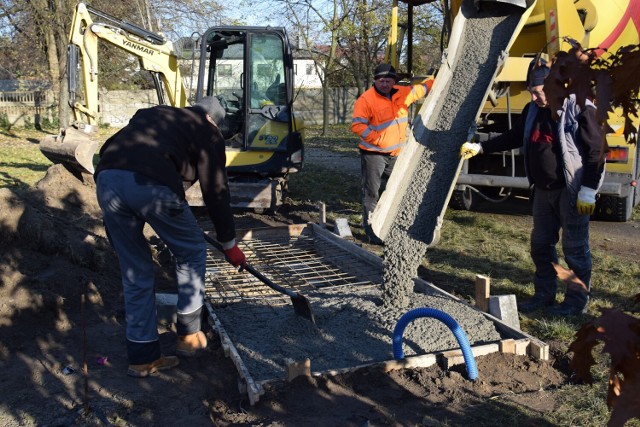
351;81;431;156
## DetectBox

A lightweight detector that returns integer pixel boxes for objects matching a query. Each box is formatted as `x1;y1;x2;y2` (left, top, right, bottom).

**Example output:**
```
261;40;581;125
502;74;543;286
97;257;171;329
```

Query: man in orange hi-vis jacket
351;63;433;245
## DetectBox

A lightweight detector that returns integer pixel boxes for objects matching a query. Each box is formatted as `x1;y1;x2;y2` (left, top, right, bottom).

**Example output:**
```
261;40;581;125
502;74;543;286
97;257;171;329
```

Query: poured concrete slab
203;223;548;405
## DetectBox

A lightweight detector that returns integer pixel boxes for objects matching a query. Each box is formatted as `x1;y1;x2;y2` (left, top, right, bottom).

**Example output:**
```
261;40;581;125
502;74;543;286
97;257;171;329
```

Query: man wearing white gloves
460;57;606;316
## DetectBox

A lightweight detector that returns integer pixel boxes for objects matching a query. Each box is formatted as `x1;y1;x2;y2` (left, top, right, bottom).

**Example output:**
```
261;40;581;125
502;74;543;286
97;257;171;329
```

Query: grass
0;129;53;194
2;124;640;426
0;127;117;194
301;124;640;427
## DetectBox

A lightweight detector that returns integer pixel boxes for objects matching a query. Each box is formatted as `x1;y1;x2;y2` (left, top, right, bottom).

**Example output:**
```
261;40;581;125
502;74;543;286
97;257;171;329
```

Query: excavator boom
40;3;187;175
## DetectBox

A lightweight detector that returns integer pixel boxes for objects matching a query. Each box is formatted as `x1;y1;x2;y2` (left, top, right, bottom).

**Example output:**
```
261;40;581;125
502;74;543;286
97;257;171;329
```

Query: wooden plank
529;340;550;361
499;338;516;354
234;224;308;241
286;358;311;381
475;275;490;312
204;302;264;404
439;343;499;370
380;354;438;372
318;202;326;227
310;353;438;377
514;339;529;356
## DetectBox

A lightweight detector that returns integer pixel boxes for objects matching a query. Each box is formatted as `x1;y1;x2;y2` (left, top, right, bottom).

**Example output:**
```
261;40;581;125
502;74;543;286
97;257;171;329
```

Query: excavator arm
68;3;188;117
40;2;188;174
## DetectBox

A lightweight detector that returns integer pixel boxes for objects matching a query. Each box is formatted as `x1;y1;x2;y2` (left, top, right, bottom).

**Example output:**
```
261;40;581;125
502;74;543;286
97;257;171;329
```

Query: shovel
202;232;316;324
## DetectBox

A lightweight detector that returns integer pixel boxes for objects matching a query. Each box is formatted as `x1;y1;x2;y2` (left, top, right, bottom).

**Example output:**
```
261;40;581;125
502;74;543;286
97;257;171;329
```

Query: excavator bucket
39;125;99;174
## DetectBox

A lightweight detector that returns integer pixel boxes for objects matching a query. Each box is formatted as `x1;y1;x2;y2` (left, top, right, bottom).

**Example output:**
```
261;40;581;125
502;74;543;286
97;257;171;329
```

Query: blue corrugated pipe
392;307;478;381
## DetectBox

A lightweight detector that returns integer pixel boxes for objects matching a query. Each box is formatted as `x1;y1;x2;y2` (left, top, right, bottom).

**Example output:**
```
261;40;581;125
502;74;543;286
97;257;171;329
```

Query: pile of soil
0;164;572;426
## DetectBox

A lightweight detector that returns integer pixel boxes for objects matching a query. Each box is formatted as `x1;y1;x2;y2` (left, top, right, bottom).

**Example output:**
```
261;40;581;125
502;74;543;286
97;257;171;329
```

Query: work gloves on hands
224;244;246;268
460;142;483;159
577;186;597;216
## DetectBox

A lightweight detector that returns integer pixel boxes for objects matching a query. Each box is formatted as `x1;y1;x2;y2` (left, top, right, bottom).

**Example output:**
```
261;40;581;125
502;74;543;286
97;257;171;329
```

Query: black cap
194;96;226;125
374;63;397;80
526;57;550;87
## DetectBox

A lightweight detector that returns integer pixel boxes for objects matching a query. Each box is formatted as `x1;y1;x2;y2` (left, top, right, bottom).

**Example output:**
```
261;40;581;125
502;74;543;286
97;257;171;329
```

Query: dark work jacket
95;105;235;243
481;98;605;204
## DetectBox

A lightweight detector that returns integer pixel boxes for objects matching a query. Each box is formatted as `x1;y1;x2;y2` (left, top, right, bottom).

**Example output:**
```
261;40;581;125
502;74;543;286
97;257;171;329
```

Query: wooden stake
286;358;311;381
475;275;490;312
317;202;326;228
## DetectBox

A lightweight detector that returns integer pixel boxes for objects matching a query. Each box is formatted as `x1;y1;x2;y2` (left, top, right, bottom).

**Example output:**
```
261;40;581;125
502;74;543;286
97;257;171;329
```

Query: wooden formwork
204;223;549;405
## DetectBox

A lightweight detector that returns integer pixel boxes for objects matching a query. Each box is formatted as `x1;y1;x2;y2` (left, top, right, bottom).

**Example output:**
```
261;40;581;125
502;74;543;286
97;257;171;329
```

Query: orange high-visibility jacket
351;80;432;156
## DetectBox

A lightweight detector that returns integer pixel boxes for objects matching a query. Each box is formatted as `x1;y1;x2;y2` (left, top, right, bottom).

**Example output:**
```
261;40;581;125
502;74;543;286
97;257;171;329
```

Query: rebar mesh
204;227;382;311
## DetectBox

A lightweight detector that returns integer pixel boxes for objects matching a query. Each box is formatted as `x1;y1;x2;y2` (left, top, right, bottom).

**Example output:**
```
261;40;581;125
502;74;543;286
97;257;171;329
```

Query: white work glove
576;186;597;216
460;142;483;159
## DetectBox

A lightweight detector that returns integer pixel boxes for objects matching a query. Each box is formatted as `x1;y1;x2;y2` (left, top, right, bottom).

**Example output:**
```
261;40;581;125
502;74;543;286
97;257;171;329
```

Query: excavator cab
188;26;304;210
196;28;303;178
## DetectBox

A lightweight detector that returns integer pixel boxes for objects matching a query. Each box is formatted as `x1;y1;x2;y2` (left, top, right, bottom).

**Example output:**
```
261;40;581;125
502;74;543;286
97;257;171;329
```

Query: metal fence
0;87;358;129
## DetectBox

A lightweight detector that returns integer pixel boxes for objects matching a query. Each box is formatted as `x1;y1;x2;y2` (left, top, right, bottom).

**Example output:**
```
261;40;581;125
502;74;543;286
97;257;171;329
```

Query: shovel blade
291;295;316;324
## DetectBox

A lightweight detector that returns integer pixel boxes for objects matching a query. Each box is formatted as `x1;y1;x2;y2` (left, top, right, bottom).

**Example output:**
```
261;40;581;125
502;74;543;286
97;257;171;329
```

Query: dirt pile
0;165;108;269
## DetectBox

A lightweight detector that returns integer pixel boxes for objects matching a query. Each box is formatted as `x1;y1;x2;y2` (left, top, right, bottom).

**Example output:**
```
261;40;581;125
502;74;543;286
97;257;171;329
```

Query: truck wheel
593;195;633;222
449;187;474;211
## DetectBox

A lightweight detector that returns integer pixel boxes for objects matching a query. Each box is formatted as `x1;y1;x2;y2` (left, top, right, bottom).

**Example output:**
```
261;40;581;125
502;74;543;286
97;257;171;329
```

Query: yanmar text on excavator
39;3;304;211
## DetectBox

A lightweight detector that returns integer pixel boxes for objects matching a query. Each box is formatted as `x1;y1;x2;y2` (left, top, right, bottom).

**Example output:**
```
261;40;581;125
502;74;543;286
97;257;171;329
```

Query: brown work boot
176;331;208;357
127;355;179;378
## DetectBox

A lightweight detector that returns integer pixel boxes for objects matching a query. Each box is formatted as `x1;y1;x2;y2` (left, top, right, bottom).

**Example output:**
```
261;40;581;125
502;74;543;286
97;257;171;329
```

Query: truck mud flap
370;0;535;245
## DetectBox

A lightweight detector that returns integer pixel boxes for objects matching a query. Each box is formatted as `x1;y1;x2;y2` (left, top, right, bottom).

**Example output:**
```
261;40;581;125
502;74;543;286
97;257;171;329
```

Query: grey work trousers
360;150;396;237
96;169;206;364
530;187;592;308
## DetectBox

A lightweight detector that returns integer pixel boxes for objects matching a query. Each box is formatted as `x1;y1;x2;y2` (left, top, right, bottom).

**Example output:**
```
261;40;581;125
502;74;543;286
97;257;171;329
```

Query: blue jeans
530;187;591;308
96;170;206;363
360;150;396;237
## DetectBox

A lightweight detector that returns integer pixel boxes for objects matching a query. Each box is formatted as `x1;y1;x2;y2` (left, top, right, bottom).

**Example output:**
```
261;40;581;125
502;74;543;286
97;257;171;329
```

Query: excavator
372;0;639;246
39;3;304;211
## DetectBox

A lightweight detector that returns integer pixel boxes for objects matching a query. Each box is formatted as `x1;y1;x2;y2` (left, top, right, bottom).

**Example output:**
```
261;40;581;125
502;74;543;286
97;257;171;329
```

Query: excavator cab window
246;32;291;149
200;28;293;152
204;31;246;146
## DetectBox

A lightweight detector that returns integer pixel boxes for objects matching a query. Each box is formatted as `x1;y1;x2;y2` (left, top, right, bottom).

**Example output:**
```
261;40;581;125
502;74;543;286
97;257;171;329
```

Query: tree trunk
322;84;330;135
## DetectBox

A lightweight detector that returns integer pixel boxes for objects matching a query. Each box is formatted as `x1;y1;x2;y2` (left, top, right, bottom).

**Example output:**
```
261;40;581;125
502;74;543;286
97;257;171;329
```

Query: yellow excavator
40;3;304;211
